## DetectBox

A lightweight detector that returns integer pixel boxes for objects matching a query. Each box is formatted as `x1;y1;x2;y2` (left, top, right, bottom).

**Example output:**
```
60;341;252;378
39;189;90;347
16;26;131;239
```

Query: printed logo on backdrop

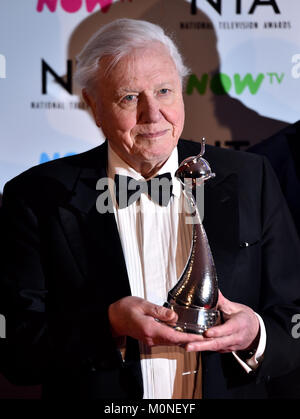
0;54;6;79
30;59;87;111
32;59;286;105
177;0;292;151
39;151;76;164
186;71;284;96
183;0;290;30
35;0;285;25
30;0;296;157
190;0;280;15
36;0;131;13
30;59;79;163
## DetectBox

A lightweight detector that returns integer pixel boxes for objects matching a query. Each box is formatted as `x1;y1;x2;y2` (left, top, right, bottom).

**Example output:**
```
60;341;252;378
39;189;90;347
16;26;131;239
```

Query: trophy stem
163;139;220;334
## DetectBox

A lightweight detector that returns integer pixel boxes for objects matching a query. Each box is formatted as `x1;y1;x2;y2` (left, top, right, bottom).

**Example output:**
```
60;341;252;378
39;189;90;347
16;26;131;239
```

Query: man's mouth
138;130;169;139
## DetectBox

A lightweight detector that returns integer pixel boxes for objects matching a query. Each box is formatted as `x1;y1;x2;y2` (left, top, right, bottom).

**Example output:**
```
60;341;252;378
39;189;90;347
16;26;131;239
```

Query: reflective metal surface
164;138;221;334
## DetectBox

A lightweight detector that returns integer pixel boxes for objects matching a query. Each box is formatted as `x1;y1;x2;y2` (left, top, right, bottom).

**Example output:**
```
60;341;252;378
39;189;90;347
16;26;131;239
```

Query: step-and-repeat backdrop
0;0;299;193
0;0;299;398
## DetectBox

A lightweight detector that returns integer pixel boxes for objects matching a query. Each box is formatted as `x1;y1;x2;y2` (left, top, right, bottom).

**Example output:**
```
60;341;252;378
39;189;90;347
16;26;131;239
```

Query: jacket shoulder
179;139;265;175
3;143;106;205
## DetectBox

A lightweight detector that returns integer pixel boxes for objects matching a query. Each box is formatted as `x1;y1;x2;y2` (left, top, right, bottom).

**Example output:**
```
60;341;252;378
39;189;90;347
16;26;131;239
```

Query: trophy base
163;301;221;334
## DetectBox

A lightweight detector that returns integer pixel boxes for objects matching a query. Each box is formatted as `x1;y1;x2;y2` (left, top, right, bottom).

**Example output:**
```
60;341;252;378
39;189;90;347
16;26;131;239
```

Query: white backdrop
0;0;299;192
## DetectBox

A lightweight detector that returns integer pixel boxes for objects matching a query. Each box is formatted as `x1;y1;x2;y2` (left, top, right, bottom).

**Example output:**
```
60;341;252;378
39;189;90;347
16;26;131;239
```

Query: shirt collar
107;143;182;198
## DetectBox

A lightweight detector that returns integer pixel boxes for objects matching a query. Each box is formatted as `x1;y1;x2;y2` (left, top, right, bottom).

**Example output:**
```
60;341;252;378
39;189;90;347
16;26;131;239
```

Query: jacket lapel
203;174;240;296
58;142;131;301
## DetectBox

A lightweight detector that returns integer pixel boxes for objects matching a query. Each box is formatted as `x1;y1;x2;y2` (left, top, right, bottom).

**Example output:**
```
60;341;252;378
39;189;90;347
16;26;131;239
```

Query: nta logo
191;0;280;15
0;54;6;79
36;0;132;13
42;59;72;94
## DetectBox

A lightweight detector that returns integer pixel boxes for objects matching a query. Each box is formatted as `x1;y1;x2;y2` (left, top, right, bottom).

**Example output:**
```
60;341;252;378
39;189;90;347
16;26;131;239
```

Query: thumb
217;290;234;315
148;303;178;322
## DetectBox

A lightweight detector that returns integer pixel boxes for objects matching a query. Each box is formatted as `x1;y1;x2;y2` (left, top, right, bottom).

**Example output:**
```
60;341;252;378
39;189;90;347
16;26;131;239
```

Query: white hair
74;18;190;91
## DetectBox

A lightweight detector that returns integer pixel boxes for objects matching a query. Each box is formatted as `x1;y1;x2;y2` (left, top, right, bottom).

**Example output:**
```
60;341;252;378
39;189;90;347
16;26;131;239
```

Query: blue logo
39;152;76;164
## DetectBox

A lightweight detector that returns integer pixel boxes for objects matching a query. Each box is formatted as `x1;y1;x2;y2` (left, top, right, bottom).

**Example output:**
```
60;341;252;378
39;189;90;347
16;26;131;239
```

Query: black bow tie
114;173;173;208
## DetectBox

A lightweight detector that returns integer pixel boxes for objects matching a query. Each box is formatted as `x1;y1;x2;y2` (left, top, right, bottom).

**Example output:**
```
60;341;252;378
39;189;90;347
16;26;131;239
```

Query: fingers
205;310;257;339
205;317;237;338
108;296;204;347
109;295;260;353
185;333;243;353
186;308;260;353
141;314;205;347
146;302;178;323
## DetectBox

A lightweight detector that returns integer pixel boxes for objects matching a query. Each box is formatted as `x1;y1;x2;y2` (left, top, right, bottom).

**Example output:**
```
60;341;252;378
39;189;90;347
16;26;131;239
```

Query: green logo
186;72;284;95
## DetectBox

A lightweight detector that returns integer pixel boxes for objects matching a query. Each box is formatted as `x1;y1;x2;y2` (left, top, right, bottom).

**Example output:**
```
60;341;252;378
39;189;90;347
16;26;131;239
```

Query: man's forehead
98;44;178;81
114;79;176;95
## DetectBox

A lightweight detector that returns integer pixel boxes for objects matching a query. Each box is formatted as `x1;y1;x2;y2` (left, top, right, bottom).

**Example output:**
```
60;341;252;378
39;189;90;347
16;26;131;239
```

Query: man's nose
138;95;161;123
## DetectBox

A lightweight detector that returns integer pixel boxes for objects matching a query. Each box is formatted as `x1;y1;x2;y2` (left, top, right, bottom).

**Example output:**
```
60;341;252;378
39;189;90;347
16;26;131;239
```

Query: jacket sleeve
0;179;123;386
256;156;300;381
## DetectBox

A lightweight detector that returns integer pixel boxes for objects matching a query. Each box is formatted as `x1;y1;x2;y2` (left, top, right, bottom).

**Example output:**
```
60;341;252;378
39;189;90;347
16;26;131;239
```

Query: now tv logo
36;0;132;13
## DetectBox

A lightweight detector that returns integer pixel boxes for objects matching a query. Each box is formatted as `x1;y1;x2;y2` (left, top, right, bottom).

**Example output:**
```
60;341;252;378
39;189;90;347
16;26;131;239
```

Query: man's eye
159;88;169;95
122;94;137;103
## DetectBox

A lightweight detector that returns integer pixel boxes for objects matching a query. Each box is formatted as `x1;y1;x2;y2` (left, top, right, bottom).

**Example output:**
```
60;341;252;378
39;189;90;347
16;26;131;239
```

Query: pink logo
36;0;117;13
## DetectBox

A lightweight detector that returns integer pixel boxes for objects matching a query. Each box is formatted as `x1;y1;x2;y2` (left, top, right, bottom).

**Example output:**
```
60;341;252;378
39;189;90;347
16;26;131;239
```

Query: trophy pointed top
200;137;206;157
175;137;215;186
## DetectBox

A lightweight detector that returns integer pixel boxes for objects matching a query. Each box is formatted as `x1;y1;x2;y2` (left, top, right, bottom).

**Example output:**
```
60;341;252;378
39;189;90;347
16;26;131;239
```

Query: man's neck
107;144;178;180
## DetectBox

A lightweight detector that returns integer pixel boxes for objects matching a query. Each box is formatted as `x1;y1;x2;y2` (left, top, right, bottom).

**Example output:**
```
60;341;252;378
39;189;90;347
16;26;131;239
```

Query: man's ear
82;88;101;127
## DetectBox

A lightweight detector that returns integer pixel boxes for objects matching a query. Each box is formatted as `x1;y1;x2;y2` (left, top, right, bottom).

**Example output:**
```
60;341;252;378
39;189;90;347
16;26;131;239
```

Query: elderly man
0;19;300;400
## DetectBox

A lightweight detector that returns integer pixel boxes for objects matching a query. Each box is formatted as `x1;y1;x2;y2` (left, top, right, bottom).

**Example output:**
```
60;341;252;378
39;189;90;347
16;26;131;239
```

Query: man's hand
108;296;204;347
185;291;260;353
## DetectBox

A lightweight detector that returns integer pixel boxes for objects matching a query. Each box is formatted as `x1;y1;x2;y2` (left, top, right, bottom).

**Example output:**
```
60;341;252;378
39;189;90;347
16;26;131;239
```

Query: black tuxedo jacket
248;121;300;398
1;139;300;399
249;120;300;237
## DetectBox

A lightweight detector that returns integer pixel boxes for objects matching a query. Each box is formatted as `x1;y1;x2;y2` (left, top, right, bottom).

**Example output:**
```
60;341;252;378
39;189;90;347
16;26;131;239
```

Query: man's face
87;42;185;176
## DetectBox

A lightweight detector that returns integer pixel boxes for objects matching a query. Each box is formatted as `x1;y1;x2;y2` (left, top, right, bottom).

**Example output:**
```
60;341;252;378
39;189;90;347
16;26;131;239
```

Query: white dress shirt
107;144;266;398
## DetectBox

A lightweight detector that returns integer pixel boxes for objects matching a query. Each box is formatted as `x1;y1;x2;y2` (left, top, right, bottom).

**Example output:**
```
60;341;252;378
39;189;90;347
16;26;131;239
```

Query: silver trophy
164;138;221;334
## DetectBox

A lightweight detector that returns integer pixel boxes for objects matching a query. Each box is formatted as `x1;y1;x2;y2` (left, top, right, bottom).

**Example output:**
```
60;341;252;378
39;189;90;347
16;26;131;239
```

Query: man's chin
137;150;174;170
